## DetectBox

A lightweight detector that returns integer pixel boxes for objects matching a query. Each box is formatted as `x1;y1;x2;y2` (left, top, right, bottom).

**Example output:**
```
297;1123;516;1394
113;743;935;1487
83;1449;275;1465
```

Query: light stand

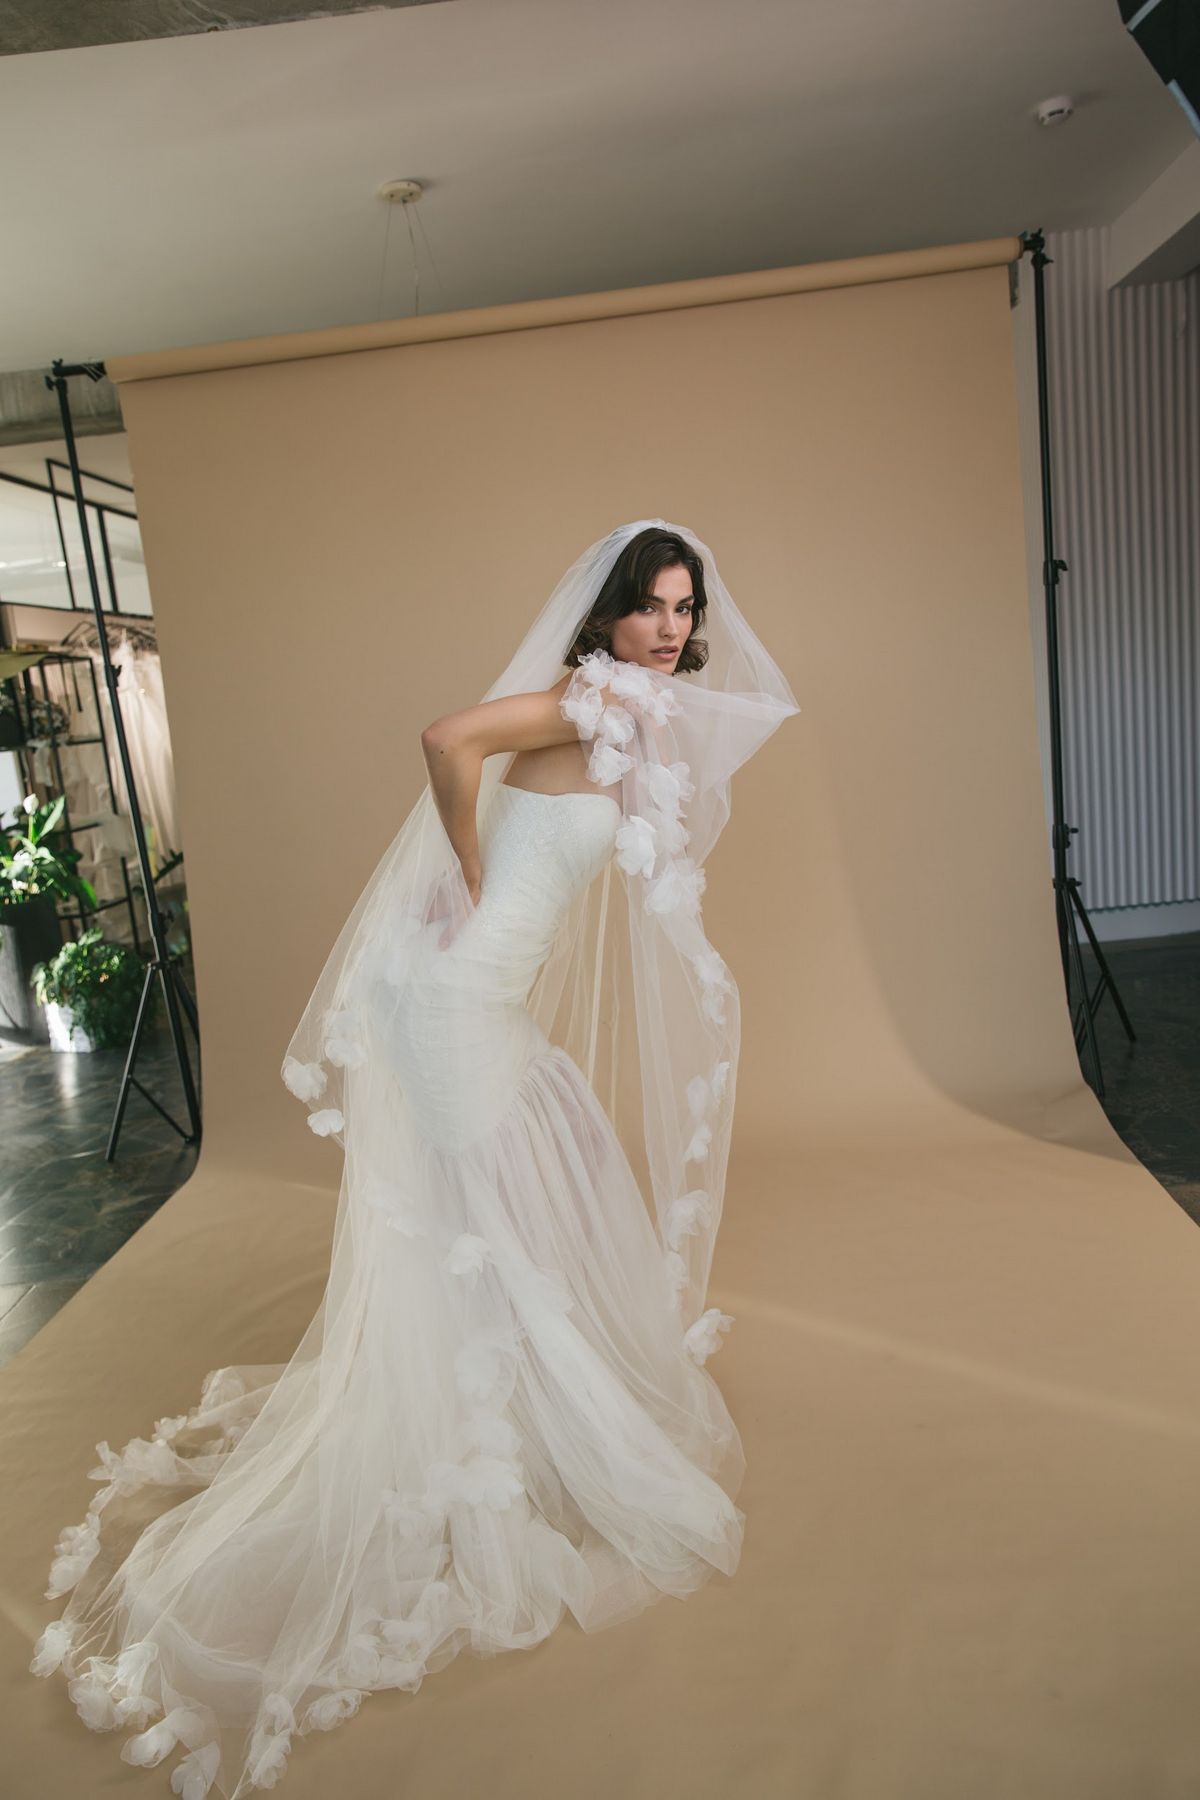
45;358;202;1159
1020;230;1135;1098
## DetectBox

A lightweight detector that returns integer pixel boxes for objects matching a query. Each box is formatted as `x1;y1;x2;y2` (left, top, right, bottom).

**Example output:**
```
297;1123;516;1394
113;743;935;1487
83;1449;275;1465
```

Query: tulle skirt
30;1039;745;1799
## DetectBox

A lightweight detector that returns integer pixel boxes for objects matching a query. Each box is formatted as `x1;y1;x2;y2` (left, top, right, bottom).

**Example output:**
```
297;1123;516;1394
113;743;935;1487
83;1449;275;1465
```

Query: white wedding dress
31;778;746;1800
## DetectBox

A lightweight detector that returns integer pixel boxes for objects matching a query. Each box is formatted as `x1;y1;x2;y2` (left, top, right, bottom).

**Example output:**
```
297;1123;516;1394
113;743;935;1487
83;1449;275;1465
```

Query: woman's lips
652;647;678;658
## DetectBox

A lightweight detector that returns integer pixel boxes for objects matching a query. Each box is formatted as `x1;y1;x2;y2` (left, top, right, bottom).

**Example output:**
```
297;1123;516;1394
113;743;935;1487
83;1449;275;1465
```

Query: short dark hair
565;527;709;674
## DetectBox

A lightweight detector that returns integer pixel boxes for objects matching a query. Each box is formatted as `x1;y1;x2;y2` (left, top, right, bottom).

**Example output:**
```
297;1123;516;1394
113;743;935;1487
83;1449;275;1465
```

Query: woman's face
608;562;694;671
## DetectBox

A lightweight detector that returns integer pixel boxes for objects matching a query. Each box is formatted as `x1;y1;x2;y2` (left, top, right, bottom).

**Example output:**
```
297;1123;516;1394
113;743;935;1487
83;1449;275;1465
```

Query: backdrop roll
6;237;1200;1799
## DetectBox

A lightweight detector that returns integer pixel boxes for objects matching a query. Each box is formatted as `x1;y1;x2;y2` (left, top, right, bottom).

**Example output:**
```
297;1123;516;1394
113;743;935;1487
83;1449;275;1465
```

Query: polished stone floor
0;991;201;1368
1086;926;1200;1226
0;932;1196;1370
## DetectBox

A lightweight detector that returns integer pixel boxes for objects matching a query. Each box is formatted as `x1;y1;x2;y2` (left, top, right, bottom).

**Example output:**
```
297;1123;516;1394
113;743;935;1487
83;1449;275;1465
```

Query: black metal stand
1020;230;1135;1098
44;358;202;1159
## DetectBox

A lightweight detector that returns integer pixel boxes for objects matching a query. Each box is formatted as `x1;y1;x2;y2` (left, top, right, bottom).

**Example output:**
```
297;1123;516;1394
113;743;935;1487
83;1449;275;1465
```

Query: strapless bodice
377;783;620;1152
476;783;620;965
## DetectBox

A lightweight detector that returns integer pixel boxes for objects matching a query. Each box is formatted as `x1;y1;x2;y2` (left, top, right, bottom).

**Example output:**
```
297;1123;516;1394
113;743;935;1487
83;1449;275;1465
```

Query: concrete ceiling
0;0;1193;395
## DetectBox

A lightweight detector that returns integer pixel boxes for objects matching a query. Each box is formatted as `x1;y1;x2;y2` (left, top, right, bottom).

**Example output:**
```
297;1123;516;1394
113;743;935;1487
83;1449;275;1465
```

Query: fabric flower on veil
682;1307;735;1364
282;1056;326;1103
664;1188;712;1250
587;740;635;786
645;758;694;815
614;815;658;879
683;1061;730;1164
442;1233;494;1286
691;945;735;1025
29;1620;74;1677
645;856;706;918
306;1108;345;1137
299;1689;365;1736
559;681;606;737
246;1693;296;1789
121;1703;210;1768
323;1008;367;1069
609;661;682;726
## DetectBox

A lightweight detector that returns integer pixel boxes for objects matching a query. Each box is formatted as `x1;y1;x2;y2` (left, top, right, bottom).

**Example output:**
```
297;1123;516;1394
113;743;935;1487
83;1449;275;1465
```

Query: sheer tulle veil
29;518;800;1800
284;516;801;1336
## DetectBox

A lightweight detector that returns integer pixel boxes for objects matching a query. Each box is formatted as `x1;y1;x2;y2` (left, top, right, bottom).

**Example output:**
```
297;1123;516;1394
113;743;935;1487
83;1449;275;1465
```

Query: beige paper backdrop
5;238;1200;1799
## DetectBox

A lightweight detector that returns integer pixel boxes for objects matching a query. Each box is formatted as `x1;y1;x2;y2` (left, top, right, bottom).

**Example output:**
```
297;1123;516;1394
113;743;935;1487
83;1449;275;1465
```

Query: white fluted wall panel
1041;226;1199;917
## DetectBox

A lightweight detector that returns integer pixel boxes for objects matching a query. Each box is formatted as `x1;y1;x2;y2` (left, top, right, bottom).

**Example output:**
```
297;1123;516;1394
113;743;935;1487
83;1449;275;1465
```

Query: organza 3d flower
323;1008;367;1069
682;1307;735;1364
46;1515;101;1598
594;703;636;750
282;1056;326;1103
306;1108;344;1137
645;858;706;917
339;1631;384;1689
662;1248;689;1298
683;1052;729;1165
606;662;652;704
29;1619;75;1677
664;1188;712;1250
577;647;617;687
644;806;689;857
442;1233;494;1285
691;944;734;1023
298;1689;364;1736
121;1703;210;1769
645;759;694;815
683;1119;712;1163
687;1062;730;1121
246;1692;295;1789
88;1433;179;1495
614;815;658;879
560;682;606;737
587;740;634;786
169;1739;221;1797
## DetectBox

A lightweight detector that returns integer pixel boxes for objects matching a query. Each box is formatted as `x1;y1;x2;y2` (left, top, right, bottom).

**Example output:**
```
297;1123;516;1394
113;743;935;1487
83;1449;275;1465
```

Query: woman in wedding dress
29;520;800;1799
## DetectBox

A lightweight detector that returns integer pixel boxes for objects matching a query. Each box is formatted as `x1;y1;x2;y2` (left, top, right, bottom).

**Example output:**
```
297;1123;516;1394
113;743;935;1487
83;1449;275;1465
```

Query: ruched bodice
384;783;620;1151
475;784;621;991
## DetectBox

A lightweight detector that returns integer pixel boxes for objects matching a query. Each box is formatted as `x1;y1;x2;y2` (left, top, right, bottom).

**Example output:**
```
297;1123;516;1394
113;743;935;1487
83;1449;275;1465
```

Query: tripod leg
156;958;202;1143
107;960;158;1162
1061;888;1106;1098
1068;879;1137;1043
167;955;200;1040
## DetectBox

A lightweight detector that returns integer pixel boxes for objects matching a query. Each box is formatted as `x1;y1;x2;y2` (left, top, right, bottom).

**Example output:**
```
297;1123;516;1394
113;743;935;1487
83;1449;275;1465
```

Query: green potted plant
0;793;98;1040
32;926;151;1052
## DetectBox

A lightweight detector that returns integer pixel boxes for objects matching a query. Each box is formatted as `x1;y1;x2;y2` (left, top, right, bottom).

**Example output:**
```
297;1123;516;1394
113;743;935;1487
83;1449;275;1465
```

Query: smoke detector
1035;95;1075;127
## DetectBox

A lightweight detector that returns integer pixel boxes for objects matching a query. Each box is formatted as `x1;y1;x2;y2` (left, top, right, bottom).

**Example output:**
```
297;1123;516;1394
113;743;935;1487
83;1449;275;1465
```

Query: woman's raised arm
420;681;576;901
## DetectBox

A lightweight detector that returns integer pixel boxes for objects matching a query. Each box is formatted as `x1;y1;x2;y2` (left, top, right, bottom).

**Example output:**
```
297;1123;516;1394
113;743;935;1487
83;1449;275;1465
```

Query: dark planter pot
0;894;62;1041
0;712;25;750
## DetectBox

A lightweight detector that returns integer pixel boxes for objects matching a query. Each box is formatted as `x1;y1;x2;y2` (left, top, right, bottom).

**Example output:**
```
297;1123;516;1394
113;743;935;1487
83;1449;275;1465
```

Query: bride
29;519;800;1799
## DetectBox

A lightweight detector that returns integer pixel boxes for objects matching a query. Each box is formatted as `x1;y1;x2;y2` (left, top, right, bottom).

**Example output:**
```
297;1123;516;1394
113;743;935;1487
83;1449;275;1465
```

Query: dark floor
0;997;200;1368
0;933;1196;1370
1086;927;1200;1227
